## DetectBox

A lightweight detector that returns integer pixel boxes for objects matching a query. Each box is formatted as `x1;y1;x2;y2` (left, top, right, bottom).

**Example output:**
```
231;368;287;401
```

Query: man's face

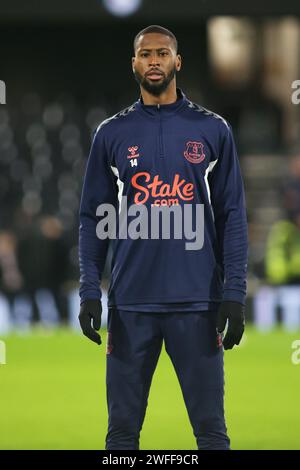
132;33;181;97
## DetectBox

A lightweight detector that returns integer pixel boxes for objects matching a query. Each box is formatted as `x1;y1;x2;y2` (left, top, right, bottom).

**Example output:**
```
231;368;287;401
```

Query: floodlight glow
102;0;142;17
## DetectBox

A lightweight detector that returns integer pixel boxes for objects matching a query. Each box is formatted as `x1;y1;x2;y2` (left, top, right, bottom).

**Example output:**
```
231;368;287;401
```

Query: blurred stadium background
1;0;300;450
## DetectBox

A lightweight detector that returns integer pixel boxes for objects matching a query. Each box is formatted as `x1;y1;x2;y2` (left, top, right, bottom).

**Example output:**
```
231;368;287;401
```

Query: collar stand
136;88;187;117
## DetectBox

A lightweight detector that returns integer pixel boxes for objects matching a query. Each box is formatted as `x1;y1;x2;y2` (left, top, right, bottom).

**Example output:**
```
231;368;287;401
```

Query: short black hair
133;25;178;54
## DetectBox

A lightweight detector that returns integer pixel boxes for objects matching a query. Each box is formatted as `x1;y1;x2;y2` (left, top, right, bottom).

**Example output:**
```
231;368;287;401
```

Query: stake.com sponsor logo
131;171;194;206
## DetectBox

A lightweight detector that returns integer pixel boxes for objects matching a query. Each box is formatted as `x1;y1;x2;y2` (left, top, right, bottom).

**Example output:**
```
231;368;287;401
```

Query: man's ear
132;56;135;73
176;54;182;72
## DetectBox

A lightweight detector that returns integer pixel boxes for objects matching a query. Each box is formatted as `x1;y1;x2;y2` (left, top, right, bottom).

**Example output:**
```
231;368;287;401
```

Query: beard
134;66;177;97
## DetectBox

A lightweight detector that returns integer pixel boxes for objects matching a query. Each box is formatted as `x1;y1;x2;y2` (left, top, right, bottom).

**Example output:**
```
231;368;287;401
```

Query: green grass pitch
0;326;300;449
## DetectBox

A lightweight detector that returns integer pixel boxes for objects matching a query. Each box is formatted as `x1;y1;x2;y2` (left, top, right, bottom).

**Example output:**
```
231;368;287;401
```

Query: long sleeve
208;123;248;305
79;127;118;304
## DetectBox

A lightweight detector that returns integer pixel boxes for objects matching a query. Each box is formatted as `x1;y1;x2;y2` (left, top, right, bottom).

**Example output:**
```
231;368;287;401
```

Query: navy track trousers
105;308;230;450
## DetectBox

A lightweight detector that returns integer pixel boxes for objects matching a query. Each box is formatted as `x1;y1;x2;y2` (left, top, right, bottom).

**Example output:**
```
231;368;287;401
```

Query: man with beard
78;25;248;450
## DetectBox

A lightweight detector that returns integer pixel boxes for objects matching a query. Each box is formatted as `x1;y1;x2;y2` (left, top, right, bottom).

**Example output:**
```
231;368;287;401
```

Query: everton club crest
184;141;205;164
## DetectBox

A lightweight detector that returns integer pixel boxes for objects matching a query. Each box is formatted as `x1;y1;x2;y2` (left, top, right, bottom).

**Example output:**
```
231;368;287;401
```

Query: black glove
217;301;245;350
79;299;102;345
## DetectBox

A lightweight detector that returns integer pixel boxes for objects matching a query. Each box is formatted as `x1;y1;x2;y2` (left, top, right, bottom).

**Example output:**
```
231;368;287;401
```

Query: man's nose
149;53;160;66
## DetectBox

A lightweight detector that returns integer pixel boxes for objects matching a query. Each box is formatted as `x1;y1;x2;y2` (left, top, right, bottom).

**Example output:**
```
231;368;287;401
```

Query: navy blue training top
79;88;248;312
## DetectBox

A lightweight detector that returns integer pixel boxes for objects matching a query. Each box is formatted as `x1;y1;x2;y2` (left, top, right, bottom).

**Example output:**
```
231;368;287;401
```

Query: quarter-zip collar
135;87;188;119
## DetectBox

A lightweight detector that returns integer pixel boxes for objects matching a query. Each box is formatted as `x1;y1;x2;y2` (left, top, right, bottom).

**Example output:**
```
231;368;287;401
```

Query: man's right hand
79;299;102;345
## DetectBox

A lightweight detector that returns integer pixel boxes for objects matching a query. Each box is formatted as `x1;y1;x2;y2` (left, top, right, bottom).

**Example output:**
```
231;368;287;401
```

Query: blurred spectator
254;212;300;330
282;153;300;219
15;215;69;329
265;215;300;285
0;231;23;293
0;231;23;333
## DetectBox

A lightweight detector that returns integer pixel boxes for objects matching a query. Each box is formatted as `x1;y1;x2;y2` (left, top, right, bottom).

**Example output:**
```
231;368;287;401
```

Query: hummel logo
127;146;140;159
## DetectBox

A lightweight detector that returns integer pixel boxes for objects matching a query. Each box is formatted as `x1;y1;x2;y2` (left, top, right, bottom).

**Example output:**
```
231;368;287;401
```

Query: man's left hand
217;301;245;350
